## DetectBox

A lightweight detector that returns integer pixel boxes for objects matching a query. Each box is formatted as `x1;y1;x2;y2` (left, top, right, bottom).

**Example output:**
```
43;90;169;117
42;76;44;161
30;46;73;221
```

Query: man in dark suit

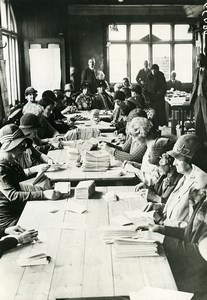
167;71;182;91
136;60;151;90
81;58;97;94
190;53;207;142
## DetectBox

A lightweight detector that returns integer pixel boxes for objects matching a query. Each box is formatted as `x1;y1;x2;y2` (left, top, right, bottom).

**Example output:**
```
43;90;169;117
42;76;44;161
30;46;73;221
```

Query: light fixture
110;4;119;32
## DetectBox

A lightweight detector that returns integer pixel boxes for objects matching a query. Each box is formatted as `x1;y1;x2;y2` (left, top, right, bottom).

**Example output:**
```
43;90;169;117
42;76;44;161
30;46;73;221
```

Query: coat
81;67;97;94
190;67;207;105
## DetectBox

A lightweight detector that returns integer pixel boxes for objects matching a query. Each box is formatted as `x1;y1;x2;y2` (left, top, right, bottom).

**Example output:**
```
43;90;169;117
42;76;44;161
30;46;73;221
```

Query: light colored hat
0;124;32;151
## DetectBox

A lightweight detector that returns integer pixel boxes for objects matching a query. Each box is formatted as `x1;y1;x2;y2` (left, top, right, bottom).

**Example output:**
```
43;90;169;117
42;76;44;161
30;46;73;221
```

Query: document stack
101;226;137;244
67;148;81;164
114;238;159;258
82;150;110;172
75;180;95;199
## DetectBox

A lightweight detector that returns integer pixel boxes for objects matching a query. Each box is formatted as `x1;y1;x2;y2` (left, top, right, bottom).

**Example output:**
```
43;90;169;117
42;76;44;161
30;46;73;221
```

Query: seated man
167;70;182;91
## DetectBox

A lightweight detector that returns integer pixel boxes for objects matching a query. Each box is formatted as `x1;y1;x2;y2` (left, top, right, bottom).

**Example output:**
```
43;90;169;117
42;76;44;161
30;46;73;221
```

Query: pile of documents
101;226;137;244
82;150;111;171
114;238;159;258
75;180;95;199
17;250;51;266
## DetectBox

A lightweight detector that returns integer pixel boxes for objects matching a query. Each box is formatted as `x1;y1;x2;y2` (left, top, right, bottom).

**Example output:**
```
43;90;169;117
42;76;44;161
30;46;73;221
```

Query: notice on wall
154;56;170;80
29;48;61;100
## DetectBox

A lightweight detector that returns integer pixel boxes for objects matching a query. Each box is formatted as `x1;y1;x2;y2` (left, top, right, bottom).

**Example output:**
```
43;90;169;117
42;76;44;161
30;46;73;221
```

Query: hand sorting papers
17;250;51;267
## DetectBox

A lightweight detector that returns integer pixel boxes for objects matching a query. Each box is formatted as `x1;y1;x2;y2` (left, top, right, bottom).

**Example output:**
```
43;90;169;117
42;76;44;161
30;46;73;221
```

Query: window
1;0;20;105
107;23;194;84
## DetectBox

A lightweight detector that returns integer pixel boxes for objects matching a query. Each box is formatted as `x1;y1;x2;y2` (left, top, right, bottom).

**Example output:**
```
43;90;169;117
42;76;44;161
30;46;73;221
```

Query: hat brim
167;150;190;162
1;137;32;152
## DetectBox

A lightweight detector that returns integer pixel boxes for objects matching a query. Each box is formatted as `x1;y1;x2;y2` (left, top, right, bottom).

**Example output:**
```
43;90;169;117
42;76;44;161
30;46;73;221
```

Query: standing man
136;60;151;90
81;57;97;94
190;53;207;143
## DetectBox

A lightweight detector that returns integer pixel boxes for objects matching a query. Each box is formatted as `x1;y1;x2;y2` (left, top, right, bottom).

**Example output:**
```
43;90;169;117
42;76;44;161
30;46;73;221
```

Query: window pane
175;44;192;83
152;24;171;40
130;24;150;41
1;0;7;29
153;44;170;80
109;44;127;83
2;35;12;104
48;44;60;49
131;44;149;83
30;44;41;49
175;24;192;40
108;25;126;41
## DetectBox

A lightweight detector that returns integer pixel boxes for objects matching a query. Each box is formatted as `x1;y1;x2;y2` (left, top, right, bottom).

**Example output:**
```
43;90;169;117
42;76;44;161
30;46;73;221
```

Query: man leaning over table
190;53;207;144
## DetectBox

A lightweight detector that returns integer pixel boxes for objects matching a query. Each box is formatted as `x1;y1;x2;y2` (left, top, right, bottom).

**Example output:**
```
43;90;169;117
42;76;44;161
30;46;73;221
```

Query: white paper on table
112;215;134;226
17;250;50;267
65;201;87;214
130;287;193;300
55;182;71;194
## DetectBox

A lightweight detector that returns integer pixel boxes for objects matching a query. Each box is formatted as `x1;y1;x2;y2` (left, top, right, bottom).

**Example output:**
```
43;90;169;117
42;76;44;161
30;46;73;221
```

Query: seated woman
93;80;113;110
123;135;174;186
0;124;62;230
121;77;132;99
138;153;182;205
75;81;94;110
143;134;203;227
38;97;60;139
22;86;43;116
103;115;153;163
19;113;57;155
135;146;207;298
111;90;126;126
0;225;38;258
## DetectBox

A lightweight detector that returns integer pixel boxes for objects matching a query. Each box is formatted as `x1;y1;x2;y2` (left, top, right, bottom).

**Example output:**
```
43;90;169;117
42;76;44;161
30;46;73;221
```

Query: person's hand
143;202;163;212
134;182;147;192
43;189;62;200
136;230;165;244
34;164;50;173
113;130;118;136
5;225;26;236
47;158;54;165
17;229;38;244
147;189;162;203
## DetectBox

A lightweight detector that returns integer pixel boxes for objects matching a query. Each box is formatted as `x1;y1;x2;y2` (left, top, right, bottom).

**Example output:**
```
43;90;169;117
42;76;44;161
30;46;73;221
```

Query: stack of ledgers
75;180;96;199
82;150;111;172
114;238;159;258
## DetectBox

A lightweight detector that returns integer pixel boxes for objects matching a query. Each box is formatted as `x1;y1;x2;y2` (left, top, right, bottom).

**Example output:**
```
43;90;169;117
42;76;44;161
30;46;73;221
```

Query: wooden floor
0;186;177;300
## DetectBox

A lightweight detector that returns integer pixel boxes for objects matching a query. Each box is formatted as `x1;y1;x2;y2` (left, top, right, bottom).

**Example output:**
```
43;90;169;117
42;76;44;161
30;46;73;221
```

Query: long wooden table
46;150;136;184
0;186;177;300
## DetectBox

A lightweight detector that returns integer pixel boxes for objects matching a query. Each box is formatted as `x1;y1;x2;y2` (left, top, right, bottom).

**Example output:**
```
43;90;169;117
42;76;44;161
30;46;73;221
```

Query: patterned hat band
0;128;24;145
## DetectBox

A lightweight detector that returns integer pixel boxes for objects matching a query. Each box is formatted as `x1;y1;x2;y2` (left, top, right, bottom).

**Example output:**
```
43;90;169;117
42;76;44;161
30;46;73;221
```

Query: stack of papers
75;180;95;199
100;226;137;244
114;238;159;258
82;150;111;172
17;250;51;266
130;287;193;300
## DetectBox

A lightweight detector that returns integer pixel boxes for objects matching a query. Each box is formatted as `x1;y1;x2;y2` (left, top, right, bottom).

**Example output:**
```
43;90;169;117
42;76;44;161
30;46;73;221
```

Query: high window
1;0;20;105
107;23;193;84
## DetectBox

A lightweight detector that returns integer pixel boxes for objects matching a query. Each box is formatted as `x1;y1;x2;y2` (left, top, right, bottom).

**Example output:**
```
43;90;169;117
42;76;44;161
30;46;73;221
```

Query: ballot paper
114;238;159;258
65;201;87;214
130;287;193;300
82;150;111;172
17;250;51;267
125;210;155;227
55;182;71;194
100;226;137;244
75;180;95;199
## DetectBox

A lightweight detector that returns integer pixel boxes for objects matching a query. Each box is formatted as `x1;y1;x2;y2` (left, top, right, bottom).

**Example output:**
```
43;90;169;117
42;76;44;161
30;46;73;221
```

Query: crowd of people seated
0;56;207;300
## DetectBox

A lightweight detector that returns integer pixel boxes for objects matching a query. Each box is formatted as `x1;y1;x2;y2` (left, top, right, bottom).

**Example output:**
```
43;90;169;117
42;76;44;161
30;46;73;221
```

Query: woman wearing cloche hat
0;124;62;230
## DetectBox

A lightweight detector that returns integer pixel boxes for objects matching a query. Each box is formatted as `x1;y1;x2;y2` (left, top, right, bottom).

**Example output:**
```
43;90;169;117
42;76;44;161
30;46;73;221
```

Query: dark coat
0;157;43;229
146;71;167;126
161;191;207;294
0;229;18;258
190;67;207;105
136;68;151;89
93;92;113;110
81;67;97;94
167;79;182;91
